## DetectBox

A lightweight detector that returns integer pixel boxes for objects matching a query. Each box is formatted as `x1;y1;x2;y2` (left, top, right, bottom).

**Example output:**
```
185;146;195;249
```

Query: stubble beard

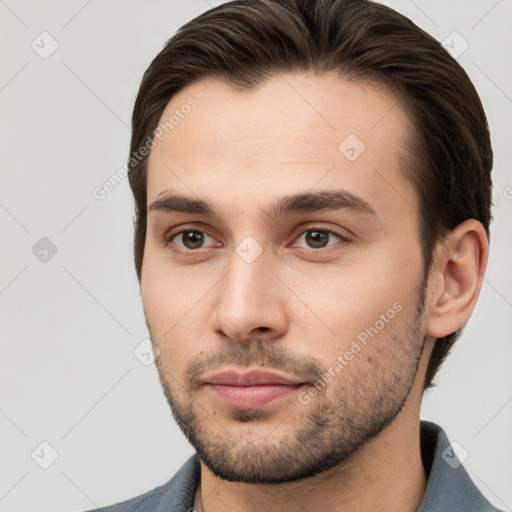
152;284;427;484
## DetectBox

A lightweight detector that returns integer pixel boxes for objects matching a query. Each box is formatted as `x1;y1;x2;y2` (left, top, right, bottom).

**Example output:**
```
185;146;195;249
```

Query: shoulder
418;420;506;512
81;455;200;512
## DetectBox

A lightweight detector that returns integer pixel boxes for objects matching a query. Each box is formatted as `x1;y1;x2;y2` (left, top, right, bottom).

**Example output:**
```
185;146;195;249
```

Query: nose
209;248;289;343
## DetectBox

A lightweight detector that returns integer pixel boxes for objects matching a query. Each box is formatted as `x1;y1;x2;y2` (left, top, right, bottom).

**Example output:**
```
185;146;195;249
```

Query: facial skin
141;73;488;512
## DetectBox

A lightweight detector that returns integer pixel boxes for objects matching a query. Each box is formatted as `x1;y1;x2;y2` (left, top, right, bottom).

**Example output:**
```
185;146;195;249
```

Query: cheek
291;255;414;318
280;253;420;357
141;245;202;329
141;259;212;374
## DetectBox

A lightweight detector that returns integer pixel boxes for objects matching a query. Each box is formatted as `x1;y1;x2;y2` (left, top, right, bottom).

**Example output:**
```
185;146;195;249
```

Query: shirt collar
417;420;503;511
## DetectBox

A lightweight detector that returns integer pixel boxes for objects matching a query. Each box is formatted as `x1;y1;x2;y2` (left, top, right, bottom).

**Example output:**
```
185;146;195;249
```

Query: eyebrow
148;189;377;222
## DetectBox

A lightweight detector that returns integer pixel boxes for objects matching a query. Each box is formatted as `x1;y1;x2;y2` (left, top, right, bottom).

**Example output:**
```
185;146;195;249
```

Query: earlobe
425;220;489;339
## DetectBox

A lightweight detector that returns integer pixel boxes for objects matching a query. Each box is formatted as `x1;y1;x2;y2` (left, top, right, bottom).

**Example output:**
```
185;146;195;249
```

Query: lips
202;369;306;409
203;369;303;386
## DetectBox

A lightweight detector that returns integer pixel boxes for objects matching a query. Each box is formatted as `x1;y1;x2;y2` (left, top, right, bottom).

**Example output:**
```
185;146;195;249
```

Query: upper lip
203;369;304;386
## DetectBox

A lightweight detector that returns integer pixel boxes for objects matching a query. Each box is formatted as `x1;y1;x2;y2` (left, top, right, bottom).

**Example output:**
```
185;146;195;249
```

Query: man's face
142;73;429;483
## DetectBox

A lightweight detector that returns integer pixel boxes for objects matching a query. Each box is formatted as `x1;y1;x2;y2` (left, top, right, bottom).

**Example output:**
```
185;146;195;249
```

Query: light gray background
1;1;511;511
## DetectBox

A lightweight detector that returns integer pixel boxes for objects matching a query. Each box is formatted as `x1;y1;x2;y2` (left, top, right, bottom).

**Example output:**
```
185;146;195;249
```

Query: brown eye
181;231;205;249
305;230;330;249
293;228;349;250
168;230;216;251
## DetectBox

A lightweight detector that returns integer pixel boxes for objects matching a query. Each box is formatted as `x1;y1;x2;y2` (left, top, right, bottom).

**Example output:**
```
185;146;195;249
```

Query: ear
425;219;489;339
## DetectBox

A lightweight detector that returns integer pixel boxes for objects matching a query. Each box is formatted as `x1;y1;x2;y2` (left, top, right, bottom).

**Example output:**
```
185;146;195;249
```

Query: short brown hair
128;0;493;390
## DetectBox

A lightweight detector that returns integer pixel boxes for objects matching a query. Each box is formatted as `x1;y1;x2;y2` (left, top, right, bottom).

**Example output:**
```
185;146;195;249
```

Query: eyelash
164;225;352;257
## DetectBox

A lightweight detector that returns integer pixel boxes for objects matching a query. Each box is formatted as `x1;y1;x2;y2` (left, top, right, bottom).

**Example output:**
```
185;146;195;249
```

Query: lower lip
206;384;303;408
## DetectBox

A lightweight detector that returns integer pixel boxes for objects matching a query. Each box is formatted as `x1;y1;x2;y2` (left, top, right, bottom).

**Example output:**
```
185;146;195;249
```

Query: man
86;0;503;511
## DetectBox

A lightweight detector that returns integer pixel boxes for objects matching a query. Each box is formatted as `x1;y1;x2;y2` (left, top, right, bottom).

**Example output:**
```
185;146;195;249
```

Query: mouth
202;369;307;409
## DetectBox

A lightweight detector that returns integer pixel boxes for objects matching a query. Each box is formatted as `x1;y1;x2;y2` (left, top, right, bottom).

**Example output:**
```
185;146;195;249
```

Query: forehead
146;72;416;221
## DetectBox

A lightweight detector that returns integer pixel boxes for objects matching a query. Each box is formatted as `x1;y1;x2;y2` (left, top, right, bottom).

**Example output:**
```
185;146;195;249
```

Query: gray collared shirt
85;420;505;511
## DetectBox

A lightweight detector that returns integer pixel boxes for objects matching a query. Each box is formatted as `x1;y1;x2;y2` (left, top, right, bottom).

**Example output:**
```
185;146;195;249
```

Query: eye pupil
306;230;329;248
183;231;204;249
